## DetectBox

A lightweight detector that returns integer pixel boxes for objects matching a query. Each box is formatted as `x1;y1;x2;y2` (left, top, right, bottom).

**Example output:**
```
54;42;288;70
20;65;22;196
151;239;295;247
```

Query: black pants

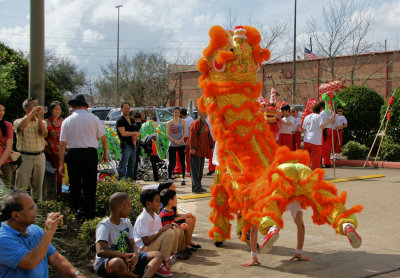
190;155;205;191
66;148;98;219
168;145;186;179
134;147;140;180
150;155;160;181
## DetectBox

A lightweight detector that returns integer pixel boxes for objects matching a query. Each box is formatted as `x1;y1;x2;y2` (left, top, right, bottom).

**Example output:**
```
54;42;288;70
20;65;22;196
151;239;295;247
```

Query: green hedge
36;200;76;234
380;143;400;162
80;217;105;252
337;85;384;149
380;87;400;143
95;177;142;223
342;140;368;160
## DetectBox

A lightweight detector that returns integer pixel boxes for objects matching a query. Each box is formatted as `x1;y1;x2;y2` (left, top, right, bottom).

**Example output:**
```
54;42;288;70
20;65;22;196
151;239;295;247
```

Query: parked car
88;107;115;124
104;107;173;130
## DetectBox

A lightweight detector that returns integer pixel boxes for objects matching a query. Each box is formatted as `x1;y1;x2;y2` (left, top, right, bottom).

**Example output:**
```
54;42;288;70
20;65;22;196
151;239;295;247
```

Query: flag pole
331;102;336;178
373;114;390;167
363;91;394;167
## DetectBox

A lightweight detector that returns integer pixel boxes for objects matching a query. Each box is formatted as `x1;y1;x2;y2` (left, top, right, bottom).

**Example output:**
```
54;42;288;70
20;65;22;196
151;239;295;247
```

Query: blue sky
0;0;399;81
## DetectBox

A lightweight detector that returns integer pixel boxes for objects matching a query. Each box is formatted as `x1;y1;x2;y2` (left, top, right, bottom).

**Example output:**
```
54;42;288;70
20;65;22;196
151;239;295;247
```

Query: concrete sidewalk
158;165;400;278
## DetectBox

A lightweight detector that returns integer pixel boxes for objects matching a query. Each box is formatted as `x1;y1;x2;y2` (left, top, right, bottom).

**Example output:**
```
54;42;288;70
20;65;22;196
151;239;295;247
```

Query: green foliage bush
96;177;142;223
0;42;68;122
342;140;368;160
337;85;384;149
380;87;400;143
80;178;143;252
36;200;76;234
80;217;105;252
379;143;400;162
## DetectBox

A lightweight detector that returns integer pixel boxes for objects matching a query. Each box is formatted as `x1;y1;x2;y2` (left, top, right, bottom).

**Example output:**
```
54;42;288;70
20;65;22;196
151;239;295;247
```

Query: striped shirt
13;116;47;152
159;208;176;226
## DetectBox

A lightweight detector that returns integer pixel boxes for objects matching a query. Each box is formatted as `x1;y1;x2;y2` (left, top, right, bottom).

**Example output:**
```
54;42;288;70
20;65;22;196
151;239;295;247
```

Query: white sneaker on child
169;254;177;265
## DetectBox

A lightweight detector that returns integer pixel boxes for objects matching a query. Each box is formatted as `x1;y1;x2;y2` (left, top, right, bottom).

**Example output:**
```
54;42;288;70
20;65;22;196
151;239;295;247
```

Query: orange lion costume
196;25;362;250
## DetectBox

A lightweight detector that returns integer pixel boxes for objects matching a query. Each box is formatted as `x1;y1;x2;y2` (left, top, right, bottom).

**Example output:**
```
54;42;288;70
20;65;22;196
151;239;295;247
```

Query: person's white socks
342;222;355;234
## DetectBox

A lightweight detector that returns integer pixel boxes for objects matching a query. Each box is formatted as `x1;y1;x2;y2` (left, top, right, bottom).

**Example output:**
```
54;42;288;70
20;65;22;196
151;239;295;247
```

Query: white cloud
0;25;29;53
82;29;104;44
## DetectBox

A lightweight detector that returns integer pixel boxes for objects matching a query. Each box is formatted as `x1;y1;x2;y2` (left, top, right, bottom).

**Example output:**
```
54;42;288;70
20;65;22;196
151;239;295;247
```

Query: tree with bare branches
307;0;375;80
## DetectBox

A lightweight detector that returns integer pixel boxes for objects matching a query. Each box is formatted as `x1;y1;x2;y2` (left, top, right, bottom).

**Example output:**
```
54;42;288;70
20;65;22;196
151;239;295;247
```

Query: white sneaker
169;254;177;265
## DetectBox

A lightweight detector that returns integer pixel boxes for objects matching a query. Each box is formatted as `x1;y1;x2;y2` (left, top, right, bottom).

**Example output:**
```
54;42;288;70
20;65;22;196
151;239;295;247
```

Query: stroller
137;134;168;181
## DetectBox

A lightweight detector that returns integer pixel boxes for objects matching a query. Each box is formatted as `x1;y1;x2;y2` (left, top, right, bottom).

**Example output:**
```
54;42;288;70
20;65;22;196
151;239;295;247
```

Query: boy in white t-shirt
334;106;348;159
278;104;294;150
302;103;333;170
134;189;180;277
291;108;302;150
94;192;163;278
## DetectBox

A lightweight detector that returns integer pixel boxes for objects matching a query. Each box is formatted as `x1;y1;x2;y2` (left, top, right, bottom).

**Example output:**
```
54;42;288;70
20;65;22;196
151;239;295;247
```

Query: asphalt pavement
141;163;400;278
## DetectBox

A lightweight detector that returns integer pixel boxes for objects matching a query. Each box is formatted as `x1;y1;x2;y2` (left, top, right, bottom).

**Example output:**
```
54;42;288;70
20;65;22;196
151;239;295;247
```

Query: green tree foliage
45;53;87;95
0;43;68;122
337;85;384;147
380;87;400;142
0;49;15;96
95;52;169;106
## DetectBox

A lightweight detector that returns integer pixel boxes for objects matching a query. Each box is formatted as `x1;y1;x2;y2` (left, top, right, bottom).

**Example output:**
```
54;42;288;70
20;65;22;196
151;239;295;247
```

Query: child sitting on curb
94;192;163;278
133;189;179;277
158;181;201;250
159;189;192;260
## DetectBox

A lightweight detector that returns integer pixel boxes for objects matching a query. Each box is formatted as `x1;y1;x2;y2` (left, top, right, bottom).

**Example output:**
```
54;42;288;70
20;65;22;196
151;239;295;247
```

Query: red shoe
156;264;173;277
345;226;362;248
260;229;279;254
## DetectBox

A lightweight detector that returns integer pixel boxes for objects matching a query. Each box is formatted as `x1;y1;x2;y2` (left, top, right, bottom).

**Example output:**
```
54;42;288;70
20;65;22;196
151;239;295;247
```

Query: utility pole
292;0;297;105
115;4;123;106
29;0;45;105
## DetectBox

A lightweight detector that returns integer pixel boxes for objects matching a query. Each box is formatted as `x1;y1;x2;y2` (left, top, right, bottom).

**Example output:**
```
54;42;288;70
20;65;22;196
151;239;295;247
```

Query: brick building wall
168;50;400;108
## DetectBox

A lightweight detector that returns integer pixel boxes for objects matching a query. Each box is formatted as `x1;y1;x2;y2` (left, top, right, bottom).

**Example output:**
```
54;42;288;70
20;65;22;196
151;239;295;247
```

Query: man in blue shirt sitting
0;190;85;277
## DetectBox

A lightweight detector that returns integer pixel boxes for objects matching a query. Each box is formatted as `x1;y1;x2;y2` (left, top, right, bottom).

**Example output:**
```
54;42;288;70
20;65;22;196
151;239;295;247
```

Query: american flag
304;47;318;59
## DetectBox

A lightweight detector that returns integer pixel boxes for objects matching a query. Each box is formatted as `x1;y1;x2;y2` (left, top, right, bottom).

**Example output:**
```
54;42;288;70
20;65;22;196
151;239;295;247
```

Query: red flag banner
387;110;391;122
388;95;394;106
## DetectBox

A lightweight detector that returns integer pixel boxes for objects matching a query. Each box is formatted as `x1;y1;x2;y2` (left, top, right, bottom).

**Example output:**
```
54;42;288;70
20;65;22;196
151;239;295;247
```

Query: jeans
118;144;137;180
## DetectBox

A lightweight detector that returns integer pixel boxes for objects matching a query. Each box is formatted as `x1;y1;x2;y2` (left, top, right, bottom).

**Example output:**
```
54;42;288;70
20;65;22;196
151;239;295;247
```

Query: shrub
337;85;384;148
380;87;400;143
379;143;400;162
342;141;368;160
96;177;142;223
37;200;76;234
80;217;105;252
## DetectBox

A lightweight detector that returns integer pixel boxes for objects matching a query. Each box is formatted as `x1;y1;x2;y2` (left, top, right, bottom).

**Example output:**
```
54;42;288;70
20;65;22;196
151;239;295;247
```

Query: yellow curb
327;174;385;183
179;193;212;200
179;175;385;200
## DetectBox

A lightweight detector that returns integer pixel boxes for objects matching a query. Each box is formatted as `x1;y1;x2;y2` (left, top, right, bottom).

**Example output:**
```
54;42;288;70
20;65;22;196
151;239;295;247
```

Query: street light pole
292;0;297;105
115;4;123;106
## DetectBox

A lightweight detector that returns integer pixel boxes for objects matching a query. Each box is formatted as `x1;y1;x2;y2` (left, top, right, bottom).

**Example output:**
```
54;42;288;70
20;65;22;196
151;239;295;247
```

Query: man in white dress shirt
59;94;108;220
